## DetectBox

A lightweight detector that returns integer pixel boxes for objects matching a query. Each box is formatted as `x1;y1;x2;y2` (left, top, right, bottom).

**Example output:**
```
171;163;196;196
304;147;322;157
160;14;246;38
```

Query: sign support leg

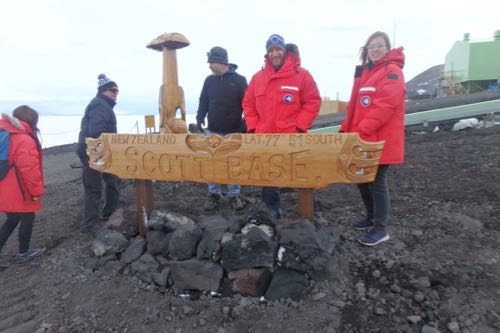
298;188;314;221
136;180;153;236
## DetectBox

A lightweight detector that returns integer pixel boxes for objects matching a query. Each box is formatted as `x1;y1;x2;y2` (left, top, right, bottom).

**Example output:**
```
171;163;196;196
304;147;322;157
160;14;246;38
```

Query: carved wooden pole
130;32;191;236
147;32;189;134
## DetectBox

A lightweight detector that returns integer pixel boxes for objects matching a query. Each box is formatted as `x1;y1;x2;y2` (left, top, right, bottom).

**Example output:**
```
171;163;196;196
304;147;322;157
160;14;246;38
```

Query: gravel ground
0;125;499;333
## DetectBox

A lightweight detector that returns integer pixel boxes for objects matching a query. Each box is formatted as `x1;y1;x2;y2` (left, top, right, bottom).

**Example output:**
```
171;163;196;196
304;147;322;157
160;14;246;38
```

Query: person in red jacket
243;34;321;217
340;31;406;246
0;106;46;268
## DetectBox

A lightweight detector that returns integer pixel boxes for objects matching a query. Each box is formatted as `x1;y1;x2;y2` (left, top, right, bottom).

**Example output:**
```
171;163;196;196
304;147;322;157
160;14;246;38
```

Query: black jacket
76;93;117;164
196;64;247;134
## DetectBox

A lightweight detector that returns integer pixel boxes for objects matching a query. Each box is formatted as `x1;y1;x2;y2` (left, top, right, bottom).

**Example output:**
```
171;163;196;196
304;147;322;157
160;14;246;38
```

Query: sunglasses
108;88;119;94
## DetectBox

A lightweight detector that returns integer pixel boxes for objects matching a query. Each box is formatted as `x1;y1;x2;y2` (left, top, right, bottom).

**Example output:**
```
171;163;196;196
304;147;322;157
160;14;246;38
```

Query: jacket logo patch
387;74;398;80
283;94;294;104
360;96;371;107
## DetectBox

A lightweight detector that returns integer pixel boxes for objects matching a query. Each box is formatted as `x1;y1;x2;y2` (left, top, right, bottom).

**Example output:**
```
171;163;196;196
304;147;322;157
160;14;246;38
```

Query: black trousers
0;212;35;254
357;164;390;229
262;186;281;217
81;166;120;230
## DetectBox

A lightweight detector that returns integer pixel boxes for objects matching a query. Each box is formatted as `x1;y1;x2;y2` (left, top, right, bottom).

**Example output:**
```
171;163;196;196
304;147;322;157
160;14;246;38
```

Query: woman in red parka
0;105;46;268
340;31;406;246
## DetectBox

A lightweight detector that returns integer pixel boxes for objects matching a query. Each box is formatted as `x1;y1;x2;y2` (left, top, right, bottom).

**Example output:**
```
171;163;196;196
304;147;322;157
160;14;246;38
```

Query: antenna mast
393;22;396;47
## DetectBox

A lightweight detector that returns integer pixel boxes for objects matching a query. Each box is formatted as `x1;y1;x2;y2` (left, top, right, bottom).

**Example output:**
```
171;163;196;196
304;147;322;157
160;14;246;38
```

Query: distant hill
406;64;443;100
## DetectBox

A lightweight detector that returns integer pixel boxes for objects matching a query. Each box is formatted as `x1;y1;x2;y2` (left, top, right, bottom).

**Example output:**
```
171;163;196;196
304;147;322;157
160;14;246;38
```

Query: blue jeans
357;165;390;229
208;183;241;198
205;130;241;198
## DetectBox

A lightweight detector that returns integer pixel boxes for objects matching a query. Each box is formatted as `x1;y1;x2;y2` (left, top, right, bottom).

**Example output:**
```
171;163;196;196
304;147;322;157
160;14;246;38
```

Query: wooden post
135;180;153;236
298;188;315;221
132;32;191;235
148;32;189;134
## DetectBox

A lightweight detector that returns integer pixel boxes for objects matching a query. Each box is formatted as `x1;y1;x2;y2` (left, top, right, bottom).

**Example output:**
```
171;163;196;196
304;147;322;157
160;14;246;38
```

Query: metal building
443;30;500;93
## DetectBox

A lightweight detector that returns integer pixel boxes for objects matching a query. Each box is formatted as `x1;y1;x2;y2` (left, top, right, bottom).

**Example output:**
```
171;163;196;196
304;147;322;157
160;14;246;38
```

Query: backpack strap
0;129;13;180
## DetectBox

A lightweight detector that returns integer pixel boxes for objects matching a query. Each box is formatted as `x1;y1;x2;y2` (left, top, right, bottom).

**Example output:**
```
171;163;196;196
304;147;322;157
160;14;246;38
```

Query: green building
444;30;500;93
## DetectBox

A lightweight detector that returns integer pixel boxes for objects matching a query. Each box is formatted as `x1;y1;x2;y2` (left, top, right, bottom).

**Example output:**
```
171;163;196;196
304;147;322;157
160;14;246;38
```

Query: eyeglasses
367;43;386;51
108;88;119;94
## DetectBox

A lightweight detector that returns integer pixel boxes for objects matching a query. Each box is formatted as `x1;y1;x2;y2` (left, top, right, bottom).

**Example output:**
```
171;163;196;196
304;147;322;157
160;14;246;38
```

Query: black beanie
97;74;118;93
207;46;228;64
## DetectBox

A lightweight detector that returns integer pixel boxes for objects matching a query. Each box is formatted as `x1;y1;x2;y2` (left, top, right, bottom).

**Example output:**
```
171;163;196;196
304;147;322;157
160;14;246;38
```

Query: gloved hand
197;119;205;133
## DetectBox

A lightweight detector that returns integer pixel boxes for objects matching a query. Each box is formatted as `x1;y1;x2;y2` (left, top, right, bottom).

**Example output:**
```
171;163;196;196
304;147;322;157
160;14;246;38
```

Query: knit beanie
266;34;286;52
97;74;118;93
207;46;228;64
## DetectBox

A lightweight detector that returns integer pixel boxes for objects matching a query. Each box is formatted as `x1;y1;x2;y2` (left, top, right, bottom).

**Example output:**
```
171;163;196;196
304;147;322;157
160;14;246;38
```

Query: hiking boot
358;228;390;246
16;248;46;263
204;194;221;211
352;218;374;230
230;196;244;210
80;223;97;235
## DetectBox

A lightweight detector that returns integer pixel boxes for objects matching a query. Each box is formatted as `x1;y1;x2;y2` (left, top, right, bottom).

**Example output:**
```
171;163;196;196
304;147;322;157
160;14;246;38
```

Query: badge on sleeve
360;96;371;107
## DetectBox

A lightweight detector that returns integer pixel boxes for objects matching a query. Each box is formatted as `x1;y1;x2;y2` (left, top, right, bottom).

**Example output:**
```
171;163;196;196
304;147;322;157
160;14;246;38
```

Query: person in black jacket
196;46;247;211
76;74;120;234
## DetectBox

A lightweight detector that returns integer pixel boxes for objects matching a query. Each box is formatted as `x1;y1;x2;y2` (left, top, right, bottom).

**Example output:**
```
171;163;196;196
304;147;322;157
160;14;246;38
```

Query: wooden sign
144;115;156;133
86;133;384;188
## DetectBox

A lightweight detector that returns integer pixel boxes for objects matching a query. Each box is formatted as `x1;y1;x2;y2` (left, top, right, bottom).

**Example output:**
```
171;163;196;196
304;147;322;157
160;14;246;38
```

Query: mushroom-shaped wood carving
147;32;190;134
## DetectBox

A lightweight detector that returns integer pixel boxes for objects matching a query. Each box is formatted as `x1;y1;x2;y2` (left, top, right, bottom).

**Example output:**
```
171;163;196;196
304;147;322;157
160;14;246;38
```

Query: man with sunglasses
243;34;321;218
76;74;120;234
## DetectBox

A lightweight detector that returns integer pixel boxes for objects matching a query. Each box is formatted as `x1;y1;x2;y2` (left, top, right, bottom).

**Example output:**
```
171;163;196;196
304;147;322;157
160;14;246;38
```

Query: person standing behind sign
196;46;248;211
0;106;46;268
243;34;321;218
76;74;121;234
340;31;406;246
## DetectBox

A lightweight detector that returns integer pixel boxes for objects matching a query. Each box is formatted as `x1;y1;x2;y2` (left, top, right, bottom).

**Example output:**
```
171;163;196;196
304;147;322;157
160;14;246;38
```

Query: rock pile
88;204;340;300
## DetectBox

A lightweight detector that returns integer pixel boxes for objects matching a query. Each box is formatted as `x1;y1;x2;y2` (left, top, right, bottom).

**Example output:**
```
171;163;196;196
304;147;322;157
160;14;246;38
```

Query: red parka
243;52;321;133
0;114;44;212
340;48;406;164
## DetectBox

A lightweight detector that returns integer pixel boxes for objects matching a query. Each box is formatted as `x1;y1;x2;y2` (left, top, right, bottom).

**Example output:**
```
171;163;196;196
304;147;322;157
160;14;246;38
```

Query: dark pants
0;212;35;254
262;186;281;217
81;166;120;231
357;164;390;229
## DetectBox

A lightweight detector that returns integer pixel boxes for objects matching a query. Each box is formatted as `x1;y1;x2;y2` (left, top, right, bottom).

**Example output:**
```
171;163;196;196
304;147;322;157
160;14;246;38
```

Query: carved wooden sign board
87;133;384;188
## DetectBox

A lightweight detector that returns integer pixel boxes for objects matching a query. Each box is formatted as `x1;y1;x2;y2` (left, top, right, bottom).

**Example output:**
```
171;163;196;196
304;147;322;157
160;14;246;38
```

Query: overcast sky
1;0;498;116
